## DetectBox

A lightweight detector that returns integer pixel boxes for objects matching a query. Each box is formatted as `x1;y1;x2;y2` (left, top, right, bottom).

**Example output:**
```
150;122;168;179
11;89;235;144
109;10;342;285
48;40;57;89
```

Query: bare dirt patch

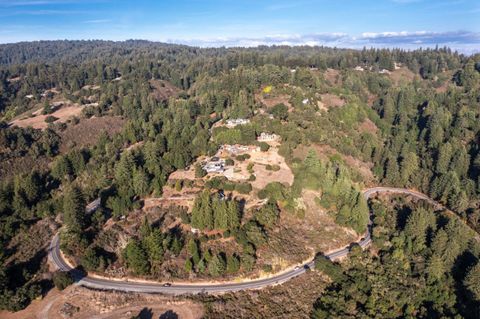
255;93;292;109
319;93;345;109
293;144;375;182
358;118;379;135
58;116;125;153
324;68;342;86
150;79;181;101
169;165;197;181
0;286;203;319
388;67;416;86
216;143;294;191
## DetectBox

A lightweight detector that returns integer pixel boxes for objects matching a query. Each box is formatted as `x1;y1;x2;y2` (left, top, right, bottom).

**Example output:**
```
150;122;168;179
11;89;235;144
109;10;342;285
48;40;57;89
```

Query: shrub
236;154;251;161
262;264;273;273
45;115;59;123
270;103;288;120
195;164;206;178
259;142;270;152
266;164;280;171
53;271;74;290
235;182;252;194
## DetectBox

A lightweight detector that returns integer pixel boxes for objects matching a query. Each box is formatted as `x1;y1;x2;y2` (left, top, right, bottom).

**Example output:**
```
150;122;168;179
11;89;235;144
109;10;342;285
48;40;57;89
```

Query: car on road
294;266;301;270
162;283;172;287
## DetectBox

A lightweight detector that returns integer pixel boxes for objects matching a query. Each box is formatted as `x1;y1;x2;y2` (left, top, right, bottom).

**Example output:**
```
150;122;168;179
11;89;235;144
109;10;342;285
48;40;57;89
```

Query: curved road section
48;187;441;294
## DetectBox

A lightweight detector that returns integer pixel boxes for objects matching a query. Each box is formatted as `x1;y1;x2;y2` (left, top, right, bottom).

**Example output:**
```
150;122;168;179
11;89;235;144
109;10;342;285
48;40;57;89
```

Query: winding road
48;187;446;294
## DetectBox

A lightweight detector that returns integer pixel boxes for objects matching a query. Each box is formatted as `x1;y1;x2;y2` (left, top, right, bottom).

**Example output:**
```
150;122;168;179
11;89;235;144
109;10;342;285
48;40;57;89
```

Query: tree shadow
395;203;412;231
159;310;178;319
131;307;153;319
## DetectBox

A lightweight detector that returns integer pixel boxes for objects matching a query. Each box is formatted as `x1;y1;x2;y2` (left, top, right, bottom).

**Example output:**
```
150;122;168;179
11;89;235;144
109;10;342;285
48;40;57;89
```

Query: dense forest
0;40;479;315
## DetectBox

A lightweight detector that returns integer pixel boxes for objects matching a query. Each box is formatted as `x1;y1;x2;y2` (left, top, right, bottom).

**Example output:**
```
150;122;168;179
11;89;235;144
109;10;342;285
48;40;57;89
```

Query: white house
225;118;250;128
257;132;280;142
202;157;226;173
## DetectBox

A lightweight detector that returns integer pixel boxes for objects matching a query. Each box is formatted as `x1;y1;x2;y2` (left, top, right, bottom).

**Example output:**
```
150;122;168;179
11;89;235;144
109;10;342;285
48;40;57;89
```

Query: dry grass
388;67;416;86
319;93;345;109
358;118;379;135
262;189;357;265
324;68;342;86
255;93;292;109
10;102;84;130
5;218;58;266
149;79;181;101
199;269;329;319
0;154;50;180
58;116;125;153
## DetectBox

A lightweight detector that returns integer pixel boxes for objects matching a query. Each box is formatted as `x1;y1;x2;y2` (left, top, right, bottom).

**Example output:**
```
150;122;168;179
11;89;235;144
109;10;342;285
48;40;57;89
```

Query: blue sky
0;0;479;52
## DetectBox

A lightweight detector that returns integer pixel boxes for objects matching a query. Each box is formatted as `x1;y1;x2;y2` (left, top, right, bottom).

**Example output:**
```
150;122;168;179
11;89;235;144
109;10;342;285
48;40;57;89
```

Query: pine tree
63;186;86;234
51;155;72;180
187;238;201;265
426;255;446;282
133;168;149;196
436;143;452;174
123;239;149;275
139;216;152;238
226;254;240;273
185;258;193;273
464;262;480;301
208;253;226;277
400;152;419;185
226;200;240;230
143;229;164;273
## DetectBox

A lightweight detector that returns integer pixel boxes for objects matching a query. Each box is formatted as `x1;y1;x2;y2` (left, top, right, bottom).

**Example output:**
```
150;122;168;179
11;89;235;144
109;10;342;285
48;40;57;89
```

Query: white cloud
83;19;110;24
164;30;480;54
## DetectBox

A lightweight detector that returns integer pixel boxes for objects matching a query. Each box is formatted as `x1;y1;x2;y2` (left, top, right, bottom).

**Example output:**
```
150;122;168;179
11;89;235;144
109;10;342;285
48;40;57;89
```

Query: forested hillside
0;40;479;316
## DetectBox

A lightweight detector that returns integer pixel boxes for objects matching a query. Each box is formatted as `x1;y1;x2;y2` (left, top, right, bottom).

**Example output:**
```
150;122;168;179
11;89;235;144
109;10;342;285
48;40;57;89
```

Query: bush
53;271;74;290
236;154;251;161
262;264;273;273
205;176;228;189
314;254;344;282
235;182;252;194
259;142;270;152
195;164;206;178
270;103;288;120
180;210;191;224
266;164;280;171
45;115;59;123
225;158;234;166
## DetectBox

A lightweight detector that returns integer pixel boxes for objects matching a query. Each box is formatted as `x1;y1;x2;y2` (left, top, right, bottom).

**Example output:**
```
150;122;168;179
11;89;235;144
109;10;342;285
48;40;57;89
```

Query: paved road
48;187;443;294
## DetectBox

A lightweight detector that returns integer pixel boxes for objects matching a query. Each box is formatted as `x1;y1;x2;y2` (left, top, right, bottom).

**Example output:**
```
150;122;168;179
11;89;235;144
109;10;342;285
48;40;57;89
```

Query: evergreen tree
133;168;149;196
226;254;240;274
123;239;149;275
208;253;226;277
464;262;480;301
63;186;86;234
187;238;201;265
